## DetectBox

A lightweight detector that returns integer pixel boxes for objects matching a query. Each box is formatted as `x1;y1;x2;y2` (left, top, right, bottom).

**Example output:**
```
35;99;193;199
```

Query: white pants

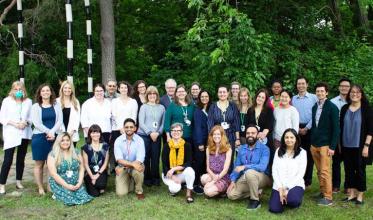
162;167;195;194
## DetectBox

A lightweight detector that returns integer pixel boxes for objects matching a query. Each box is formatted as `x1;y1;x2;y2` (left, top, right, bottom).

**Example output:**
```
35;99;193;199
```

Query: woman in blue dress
47;133;93;205
31;84;62;195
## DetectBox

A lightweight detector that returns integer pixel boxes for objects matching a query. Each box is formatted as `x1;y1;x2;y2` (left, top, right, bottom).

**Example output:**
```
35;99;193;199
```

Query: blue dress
32;106;56;160
49;154;93;205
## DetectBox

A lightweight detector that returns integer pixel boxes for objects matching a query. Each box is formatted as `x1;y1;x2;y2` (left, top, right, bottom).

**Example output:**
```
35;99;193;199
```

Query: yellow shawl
168;138;185;169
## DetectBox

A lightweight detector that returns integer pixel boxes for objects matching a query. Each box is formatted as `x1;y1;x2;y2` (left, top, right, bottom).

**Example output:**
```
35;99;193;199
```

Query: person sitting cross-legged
114;118;145;200
227;124;271;210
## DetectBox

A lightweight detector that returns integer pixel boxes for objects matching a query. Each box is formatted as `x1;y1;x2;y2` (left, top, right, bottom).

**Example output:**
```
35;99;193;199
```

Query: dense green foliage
0;0;372;101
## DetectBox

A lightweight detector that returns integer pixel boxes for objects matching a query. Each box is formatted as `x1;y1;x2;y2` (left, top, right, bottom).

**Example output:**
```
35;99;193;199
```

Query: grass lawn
0;138;372;219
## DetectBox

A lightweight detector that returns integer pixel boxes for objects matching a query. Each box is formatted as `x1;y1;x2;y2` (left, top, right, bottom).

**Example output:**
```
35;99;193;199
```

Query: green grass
0;166;373;220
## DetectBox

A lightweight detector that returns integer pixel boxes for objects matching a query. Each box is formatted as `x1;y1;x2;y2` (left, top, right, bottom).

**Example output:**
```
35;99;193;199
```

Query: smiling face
60;135;71;151
40;86;52;100
339;81;351;96
191;85;201;98
284;131;296;149
212;129;222;145
106;81;117;95
90;130;101;142
200;91;210;105
176;87;187;100
137;83;146;95
218;87;229;101
171;125;183;140
315;86;328;101
231;84;240;98
239;91;249;104
349;86;362;103
147;91;157;103
296;78;308;94
280;91;291;106
271;82;282;96
165;82;176;97
124;121;136;137
118;83;128;96
94;86;105;100
62;83;72;97
256;92;266;106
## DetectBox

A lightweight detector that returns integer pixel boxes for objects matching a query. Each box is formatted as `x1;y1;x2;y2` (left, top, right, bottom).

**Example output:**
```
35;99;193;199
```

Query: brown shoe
136;193;145;200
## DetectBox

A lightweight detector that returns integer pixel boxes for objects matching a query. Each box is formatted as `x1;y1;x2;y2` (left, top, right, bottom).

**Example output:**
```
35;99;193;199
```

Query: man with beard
114;118;146;200
227;124;271;210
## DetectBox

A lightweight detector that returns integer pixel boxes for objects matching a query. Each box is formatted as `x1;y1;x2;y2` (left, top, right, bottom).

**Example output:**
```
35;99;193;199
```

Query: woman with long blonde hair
57;80;80;145
201;125;232;197
47;133;93;205
0;81;32;194
237;87;252;144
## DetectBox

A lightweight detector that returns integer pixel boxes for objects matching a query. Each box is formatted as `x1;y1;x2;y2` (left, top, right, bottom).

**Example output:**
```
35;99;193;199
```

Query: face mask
15;90;24;99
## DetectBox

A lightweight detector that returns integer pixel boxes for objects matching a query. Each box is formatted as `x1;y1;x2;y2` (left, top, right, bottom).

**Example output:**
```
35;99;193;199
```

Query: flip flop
186;196;194;203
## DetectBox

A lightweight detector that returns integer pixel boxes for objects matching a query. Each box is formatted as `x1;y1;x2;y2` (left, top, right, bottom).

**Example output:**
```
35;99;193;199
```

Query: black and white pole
66;0;73;83
17;0;25;83
85;0;93;94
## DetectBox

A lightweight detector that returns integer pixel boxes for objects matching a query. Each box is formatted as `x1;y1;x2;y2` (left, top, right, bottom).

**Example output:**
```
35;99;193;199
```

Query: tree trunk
99;0;116;84
329;0;343;35
349;0;369;33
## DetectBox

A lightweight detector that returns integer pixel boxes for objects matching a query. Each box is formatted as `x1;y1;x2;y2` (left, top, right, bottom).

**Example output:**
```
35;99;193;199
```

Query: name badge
93;165;99;173
152;122;158;128
184;119;191;126
66;170;73;178
241;125;246;132
221;122;230;129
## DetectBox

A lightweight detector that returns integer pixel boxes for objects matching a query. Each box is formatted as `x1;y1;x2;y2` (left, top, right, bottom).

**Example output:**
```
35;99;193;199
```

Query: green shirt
164;102;195;139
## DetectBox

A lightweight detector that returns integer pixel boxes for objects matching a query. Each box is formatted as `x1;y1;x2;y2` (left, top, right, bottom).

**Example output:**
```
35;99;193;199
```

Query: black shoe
193;185;204;195
144;180;152;187
355;200;364;206
247;199;261;210
341;197;357;202
152;179;161;186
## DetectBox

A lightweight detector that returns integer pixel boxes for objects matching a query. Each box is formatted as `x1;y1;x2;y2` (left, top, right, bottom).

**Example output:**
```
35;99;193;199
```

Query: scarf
168;138;185;169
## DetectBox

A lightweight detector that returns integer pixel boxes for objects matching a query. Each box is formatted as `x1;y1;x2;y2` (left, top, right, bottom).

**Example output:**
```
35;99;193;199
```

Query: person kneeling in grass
48;133;93;205
162;123;195;203
227;125;271;210
269;128;307;213
114;118;146;200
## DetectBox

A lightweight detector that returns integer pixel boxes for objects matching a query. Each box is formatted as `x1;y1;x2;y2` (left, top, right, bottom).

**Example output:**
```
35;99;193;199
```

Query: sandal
186;196;194;203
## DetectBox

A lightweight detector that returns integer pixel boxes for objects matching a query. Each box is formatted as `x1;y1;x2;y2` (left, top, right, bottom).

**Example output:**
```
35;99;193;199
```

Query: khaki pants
227;169;271;201
311;145;332;200
116;168;144;196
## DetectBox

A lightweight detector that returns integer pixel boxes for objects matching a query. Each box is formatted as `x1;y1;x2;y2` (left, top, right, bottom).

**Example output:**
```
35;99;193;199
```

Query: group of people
0;76;371;213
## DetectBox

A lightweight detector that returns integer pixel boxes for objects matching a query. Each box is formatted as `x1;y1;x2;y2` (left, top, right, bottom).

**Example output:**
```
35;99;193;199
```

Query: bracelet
364;143;370;147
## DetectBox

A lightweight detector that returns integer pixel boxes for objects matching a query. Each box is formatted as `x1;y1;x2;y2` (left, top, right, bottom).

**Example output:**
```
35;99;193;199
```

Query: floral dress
49;155;93;205
209;152;231;192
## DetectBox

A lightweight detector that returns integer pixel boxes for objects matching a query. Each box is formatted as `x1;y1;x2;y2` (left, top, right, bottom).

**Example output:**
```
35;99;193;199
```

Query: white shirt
273;106;299;140
0;97;32;150
81;97;112;136
111;97;138;131
56;98;81;142
272;148;307;190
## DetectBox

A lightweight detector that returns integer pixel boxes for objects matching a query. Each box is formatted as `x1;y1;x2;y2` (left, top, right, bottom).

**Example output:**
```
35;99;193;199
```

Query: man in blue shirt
227;124;271;210
292;76;318;187
114;118;146;199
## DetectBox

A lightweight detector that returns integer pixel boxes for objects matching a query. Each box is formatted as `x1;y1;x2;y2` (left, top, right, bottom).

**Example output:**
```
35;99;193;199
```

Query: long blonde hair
238;87;252;111
207;125;231;154
51;133;79;166
59;80;79;111
8;81;28;101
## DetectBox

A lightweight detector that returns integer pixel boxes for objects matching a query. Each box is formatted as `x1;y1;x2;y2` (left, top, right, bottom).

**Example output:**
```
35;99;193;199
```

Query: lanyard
240;113;245;125
181;106;188;118
245;148;254;164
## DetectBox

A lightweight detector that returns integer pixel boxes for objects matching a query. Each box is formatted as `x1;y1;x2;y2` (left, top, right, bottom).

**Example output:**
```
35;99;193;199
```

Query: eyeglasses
171;130;182;133
95;90;104;93
350;91;361;95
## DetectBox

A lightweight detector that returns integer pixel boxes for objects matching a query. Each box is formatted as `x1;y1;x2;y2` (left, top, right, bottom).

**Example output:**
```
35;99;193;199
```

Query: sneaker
193;185;204;195
247;199;261;210
318;198;333;206
332;188;340;194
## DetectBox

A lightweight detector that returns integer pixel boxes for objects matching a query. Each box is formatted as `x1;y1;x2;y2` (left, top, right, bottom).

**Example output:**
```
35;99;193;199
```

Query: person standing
208;85;240;169
292;76;318;187
340;85;372;205
133;80;147;115
0;81;32;194
192;90;211;194
31;84;63;195
310;82;339;206
160;78;177;109
190;82;201;104
114;118;145;199
269;80;283;110
164;85;195;144
104;79;119;100
330;78;351;193
237;87;252;144
138;86;165;186
57;80;80;146
81;84;112;144
230;81;241;106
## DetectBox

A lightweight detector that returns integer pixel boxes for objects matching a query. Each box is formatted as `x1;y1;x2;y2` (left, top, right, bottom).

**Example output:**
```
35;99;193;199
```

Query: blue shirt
292;92;318;129
343;108;362;148
114;134;145;163
230;142;270;182
331;95;347;112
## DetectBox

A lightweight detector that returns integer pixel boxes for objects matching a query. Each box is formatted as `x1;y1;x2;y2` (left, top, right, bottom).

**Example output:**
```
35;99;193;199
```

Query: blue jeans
139;134;161;185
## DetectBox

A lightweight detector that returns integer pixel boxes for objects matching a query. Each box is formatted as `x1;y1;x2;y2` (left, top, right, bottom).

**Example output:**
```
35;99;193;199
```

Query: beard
246;136;257;146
